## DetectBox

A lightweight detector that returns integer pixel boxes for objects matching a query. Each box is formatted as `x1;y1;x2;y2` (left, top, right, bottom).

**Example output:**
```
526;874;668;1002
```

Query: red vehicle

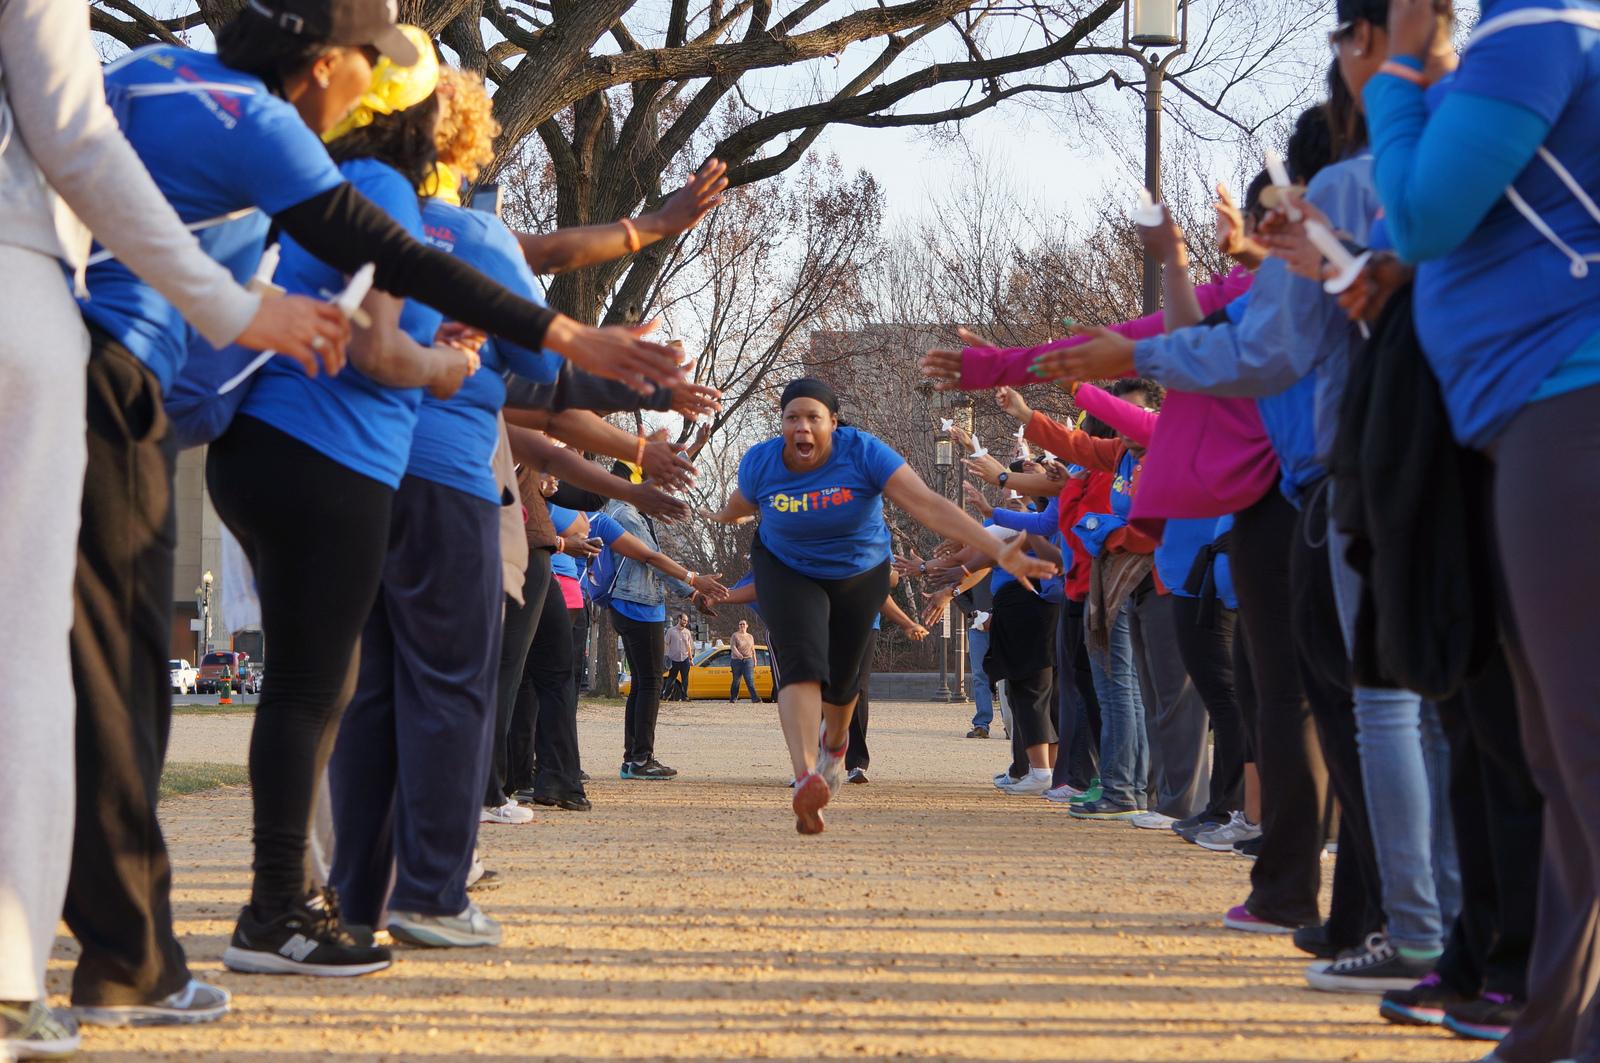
197;651;248;694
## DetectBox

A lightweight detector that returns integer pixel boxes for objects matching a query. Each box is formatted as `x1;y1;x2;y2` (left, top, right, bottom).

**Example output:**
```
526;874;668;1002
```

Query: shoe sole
1442;1015;1510;1042
793;774;829;835
386;923;502;949
1304;969;1422;993
1001;785;1050;796
847;775;869;784
1068;809;1138;820
1131;819;1176;830
466;871;502;892
1379;1000;1447;1027
5;1033;81;1058
479;816;534;825
73;1001;229;1027
1222;915;1296;934
1197;836;1258;852
222;946;391;977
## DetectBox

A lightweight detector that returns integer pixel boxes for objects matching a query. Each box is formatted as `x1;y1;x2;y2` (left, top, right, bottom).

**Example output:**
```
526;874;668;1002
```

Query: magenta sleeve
1073;384;1157;448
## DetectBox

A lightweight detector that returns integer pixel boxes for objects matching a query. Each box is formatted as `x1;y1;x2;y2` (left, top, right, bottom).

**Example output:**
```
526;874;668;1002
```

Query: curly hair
435;67;499;181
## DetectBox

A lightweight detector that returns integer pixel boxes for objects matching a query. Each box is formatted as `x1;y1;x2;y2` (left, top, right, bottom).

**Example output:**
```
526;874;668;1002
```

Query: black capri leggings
751;538;890;706
207;414;393;913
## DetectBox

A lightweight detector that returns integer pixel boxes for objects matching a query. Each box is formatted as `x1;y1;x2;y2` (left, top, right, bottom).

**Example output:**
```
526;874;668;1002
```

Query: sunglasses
1327;19;1359;49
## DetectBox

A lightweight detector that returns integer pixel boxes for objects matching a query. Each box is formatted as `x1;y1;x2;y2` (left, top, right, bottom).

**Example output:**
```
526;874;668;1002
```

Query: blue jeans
1328;502;1460;953
1089;598;1148;809
967;626;994;728
728;657;758;701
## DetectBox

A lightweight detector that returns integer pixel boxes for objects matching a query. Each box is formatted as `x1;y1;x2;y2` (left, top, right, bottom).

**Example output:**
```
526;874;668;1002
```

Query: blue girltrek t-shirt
408;200;562;502
738;426;906;579
80;46;343;394
549;507;625;579
242;158;442;488
1413;0;1600;447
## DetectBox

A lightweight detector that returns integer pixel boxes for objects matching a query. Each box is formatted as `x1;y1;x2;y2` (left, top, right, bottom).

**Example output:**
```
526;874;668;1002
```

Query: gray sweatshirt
0;0;258;346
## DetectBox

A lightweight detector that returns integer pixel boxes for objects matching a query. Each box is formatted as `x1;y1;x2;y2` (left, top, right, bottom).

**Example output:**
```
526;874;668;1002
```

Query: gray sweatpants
1130;579;1210;820
1491;385;1600;1063
0;245;90;1000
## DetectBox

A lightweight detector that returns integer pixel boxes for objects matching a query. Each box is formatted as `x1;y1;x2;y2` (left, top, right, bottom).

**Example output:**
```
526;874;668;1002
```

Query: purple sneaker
1222;904;1296;934
1380;972;1474;1026
1443;993;1522;1042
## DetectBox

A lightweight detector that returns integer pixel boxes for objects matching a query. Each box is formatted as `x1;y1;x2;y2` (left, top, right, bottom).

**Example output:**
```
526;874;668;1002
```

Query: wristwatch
997;471;1009;488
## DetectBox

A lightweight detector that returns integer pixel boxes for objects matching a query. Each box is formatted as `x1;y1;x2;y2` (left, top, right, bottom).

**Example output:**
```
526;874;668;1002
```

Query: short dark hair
327;90;442;192
1244;170;1272;222
1110;376;1164;410
216;11;331;91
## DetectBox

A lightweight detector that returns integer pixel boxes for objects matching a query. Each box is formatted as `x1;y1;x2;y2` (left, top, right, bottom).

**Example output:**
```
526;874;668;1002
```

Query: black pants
1056;599;1102;791
846;629;877;771
64;337;188;1006
1170;597;1246;818
208;414;392;912
525;577;583;799
751;540;889;705
486;550;552;806
664;658;692;701
1292;484;1385;946
611;608;665;764
1231;486;1327;929
1435;647;1541;1000
572;602;591;692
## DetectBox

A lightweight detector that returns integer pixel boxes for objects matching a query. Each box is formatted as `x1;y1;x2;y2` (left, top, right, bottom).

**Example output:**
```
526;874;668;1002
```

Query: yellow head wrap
324;25;439;144
421;161;462;205
620;461;644;485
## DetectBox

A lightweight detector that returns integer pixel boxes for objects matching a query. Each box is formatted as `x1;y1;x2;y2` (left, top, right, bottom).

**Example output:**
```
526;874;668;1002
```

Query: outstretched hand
641;436;696;492
646;159;729;237
963;480;994;519
235;294;352;378
1027;325;1135;382
993;386;1032;424
548;316;685;394
963;452;1007;486
632;483;691;523
995;534;1058;594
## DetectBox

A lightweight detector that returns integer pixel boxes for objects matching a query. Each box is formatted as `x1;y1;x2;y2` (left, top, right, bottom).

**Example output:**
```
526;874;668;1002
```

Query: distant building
172;447;263;664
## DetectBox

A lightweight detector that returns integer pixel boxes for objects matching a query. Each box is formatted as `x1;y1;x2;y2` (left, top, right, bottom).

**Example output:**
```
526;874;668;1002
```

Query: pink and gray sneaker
1223;903;1297;934
817;732;848;795
792;771;830;835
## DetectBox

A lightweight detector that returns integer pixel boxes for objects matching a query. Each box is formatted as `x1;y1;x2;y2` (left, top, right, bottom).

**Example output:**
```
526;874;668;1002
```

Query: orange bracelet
635;434;647;469
1378;61;1428;86
620;218;642;253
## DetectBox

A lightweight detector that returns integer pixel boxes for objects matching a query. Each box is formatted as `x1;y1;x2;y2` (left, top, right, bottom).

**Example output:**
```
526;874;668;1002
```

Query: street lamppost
1121;0;1189;315
194;570;213;661
933;434;954;702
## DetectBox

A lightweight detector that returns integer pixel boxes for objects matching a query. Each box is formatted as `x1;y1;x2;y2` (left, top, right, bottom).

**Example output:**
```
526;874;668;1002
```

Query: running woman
704;378;1055;834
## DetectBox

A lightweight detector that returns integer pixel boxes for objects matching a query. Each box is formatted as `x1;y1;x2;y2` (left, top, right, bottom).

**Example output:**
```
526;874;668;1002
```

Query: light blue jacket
601;498;692;608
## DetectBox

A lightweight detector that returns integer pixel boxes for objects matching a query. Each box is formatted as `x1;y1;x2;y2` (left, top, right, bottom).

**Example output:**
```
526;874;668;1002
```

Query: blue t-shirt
548;505;582;578
1411;0;1600;446
406;200;562;501
1156;515;1236;608
732;570;762;622
241;158;442;488
738;426;906;579
80;46;343;394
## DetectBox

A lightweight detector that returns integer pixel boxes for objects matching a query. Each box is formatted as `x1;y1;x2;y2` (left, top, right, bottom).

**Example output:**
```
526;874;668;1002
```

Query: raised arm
884;466;1055;590
607;532;728;601
1072;384;1157;448
703;489;759;526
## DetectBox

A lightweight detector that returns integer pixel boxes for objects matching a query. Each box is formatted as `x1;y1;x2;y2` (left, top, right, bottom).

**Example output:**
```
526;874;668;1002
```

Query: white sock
1028;767;1052;780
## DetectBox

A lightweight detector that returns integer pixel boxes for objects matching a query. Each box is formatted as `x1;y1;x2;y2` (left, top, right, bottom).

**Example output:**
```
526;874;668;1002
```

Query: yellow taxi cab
620;643;776;701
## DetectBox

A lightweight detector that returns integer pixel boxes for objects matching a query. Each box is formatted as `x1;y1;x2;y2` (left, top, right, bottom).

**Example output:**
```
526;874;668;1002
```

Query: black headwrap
779;377;840;414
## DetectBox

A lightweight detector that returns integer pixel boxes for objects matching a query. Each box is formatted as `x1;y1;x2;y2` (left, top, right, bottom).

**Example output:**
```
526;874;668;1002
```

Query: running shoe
817;732;848;795
1292;923;1341;959
999;771;1052;796
223;889;392;977
1443;994;1521;1042
1380;972;1474;1027
1043;783;1084;803
1305;933;1436;993
1233;835;1264;859
387;903;503;948
966;726;989;739
992;770;1023;789
1067;797;1139;820
1068;780;1103;805
1196;811;1261;851
74;979;230;1027
480;800;534;825
2;1000;80;1058
1130;811;1177;830
792;770;830;835
846;767;869;784
1222;904;1297;934
465;850;499;892
1173;811;1228;841
624;757;677;780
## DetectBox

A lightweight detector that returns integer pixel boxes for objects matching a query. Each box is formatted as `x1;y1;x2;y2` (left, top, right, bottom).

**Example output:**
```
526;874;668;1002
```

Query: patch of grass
171;703;256;716
160;761;249;799
579;696;626;709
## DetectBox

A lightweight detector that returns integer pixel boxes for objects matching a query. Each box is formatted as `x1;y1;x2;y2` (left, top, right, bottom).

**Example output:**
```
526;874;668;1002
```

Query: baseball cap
1334;0;1389;23
245;0;420;66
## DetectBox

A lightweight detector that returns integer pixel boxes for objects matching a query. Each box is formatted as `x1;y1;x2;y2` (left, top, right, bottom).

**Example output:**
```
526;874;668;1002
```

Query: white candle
1131;187;1165;228
335;263;376;318
969;432;988;459
1264;149;1302;222
1306;219;1373;296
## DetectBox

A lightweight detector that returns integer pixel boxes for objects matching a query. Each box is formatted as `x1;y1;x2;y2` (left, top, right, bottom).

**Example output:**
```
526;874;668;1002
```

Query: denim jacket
602;498;693;607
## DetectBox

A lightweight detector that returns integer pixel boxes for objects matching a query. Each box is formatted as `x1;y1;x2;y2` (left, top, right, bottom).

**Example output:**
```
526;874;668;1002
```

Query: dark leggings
207;415;392;912
486;551;552;806
524;577;583;798
1055;599;1102;790
1230;487;1326;929
1170;597;1246;818
751;539;889;705
611;608;665;764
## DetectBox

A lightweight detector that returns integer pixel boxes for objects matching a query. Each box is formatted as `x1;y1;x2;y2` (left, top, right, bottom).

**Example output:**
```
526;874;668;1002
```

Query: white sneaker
999;771;1051;796
386;902;502;948
817;730;848;795
1196;811;1261;851
480;800;534;825
1130;811;1177;830
1043;783;1084;803
993;770;1022;789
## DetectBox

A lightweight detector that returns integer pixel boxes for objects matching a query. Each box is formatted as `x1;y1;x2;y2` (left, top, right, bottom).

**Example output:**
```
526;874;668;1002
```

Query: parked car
197;651;248;694
238;664;262;695
620;644;776;701
169;659;196;695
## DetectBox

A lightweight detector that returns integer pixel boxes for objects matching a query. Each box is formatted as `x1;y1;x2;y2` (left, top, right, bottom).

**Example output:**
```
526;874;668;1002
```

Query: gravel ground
57;698;1481;1061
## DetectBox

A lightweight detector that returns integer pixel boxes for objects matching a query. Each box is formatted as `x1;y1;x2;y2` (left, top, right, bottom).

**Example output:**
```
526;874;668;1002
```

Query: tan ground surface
59;699;1482;1062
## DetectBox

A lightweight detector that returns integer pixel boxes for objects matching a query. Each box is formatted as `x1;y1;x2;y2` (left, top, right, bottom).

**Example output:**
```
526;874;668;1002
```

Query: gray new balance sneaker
1196;811;1262;851
75;978;230;1027
387;902;503;948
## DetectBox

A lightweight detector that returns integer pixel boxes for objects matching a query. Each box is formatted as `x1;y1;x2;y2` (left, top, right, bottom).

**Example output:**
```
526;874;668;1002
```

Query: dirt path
60;699;1480;1061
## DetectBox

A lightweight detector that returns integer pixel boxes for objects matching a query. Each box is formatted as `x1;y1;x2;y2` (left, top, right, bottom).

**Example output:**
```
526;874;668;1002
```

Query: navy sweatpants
329;475;503;924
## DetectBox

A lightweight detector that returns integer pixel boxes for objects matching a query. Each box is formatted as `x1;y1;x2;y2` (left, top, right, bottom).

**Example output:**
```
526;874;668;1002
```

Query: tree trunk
593;608;620;698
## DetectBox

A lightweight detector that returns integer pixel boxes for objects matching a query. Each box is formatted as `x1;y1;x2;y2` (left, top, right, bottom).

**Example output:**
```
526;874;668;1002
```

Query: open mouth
795;441;815;459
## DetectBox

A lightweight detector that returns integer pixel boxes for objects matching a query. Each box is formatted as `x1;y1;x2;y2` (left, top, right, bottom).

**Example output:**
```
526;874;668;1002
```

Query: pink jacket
958;266;1257;390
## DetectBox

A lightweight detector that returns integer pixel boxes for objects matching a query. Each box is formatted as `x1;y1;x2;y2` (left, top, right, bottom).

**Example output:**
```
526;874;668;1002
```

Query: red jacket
1024;411;1161;557
1056;470;1111;602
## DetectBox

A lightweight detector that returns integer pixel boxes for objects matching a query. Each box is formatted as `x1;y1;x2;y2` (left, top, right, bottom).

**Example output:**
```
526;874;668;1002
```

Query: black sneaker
1292;923;1341;959
532;791;593;812
1380;973;1475;1027
1442;993;1521;1041
1233;834;1264;859
629;757;677;779
1067;797;1139;820
222;889;392;977
1305;933;1436;993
